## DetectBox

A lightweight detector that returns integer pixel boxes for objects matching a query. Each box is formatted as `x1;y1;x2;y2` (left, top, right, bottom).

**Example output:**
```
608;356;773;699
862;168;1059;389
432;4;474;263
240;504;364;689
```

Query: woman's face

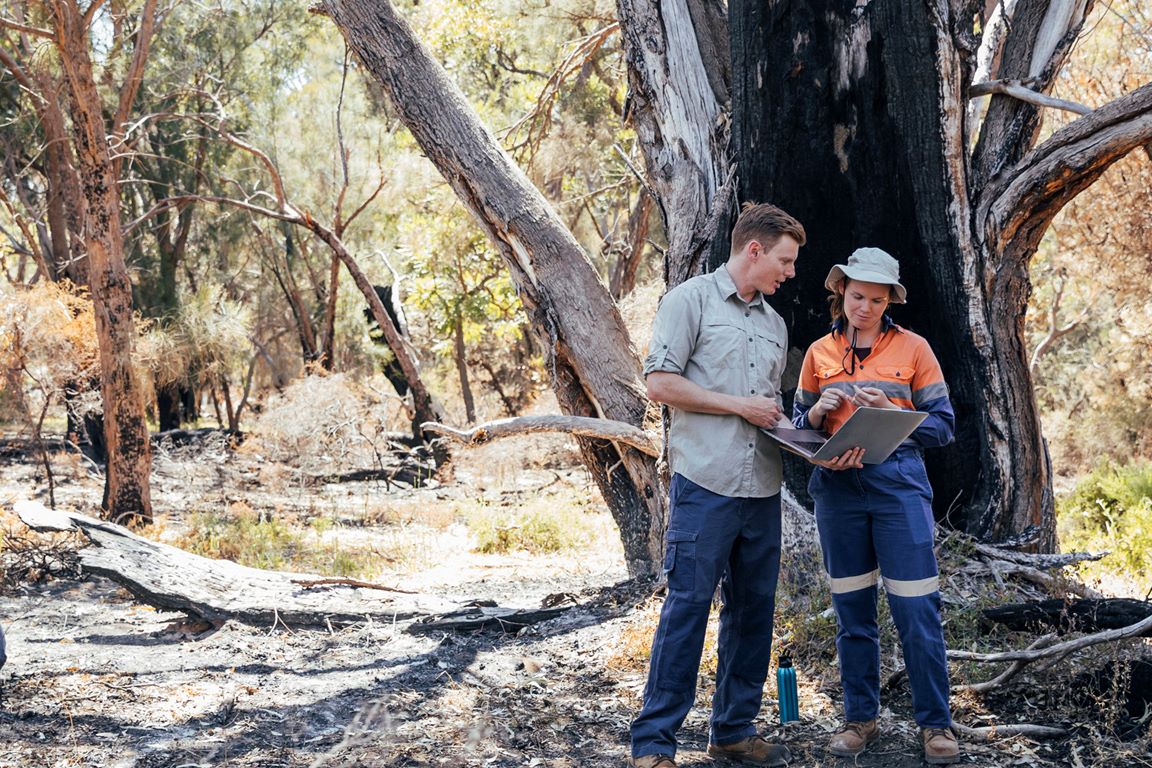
842;279;891;335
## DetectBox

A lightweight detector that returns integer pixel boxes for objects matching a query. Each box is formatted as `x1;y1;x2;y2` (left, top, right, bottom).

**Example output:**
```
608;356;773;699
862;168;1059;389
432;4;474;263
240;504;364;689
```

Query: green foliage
174;504;378;578
1058;460;1152;578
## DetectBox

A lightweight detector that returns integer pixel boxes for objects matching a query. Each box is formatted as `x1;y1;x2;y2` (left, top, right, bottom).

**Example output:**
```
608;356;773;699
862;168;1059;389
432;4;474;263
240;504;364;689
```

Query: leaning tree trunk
318;0;666;576
732;0;1152;552
50;0;154;525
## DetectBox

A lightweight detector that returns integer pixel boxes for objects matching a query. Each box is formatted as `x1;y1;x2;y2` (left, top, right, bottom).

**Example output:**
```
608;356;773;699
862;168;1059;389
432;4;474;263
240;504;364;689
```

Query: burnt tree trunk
319;0;666;576
731;1;1152;551
50;0;154;525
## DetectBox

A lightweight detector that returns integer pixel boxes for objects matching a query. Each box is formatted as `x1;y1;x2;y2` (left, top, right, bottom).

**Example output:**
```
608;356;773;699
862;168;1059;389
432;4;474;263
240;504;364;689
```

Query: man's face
751;236;799;295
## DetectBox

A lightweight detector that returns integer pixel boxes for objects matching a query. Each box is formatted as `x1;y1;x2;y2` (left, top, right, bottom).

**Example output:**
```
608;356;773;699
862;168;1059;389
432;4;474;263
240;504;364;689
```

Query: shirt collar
715;264;765;309
832;314;898;338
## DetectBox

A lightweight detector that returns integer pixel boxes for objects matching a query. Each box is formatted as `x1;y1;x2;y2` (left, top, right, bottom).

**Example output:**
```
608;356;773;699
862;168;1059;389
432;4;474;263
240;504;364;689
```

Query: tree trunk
616;0;733;287
731;1;1152;552
319;0;666;576
452;313;477;424
50;0;153;525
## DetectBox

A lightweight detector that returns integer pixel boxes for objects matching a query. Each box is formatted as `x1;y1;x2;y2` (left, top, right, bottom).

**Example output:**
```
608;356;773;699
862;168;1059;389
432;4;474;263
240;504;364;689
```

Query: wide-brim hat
824;247;907;304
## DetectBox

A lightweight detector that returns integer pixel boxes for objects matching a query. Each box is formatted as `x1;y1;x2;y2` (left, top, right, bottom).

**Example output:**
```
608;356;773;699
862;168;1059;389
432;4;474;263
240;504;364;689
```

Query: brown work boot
629;755;677;768
921;727;960;764
826;720;879;757
706;735;791;766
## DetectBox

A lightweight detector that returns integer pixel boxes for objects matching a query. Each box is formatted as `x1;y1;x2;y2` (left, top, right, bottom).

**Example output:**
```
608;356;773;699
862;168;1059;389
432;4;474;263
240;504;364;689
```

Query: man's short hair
730;202;806;254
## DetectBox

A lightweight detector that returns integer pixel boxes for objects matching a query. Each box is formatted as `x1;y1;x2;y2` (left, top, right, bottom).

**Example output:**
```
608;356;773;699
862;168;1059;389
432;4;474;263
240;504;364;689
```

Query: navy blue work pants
631;474;782;759
810;450;951;728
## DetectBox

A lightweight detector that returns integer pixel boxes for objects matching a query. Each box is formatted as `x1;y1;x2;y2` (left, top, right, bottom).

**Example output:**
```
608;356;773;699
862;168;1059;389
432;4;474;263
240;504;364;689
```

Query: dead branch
970;79;1092;116
421;415;660;457
952;722;1068;741
948;612;1152;664
961;558;1104;600
13;500;457;626
953;633;1059;693
972;542;1107;570
983;598;1152;635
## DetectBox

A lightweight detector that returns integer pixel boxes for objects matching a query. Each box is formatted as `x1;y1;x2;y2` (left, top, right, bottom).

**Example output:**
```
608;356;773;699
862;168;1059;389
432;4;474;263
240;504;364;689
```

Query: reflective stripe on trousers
809;450;952;728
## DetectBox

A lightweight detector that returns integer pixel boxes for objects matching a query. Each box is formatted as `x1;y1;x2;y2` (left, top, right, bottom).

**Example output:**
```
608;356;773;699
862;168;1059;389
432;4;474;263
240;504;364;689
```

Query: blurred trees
1026;0;1152;470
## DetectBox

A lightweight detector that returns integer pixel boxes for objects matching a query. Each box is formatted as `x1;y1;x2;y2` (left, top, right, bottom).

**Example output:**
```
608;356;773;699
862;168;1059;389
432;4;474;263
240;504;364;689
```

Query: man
630;202;806;768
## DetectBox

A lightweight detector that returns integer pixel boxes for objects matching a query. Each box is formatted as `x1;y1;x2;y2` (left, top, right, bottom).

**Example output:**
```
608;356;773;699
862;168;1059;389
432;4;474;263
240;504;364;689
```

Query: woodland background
2;0;1152;766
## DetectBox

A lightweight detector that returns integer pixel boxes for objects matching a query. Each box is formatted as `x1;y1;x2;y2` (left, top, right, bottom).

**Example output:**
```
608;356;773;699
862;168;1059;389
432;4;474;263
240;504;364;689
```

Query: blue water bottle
777;655;799;723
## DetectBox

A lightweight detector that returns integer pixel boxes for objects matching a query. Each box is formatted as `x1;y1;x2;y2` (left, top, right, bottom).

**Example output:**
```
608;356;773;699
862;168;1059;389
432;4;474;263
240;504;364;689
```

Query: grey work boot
706;735;791;766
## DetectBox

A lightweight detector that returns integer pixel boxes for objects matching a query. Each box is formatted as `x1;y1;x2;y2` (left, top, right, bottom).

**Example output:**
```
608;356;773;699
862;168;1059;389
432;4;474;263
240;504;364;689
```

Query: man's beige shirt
643;265;787;498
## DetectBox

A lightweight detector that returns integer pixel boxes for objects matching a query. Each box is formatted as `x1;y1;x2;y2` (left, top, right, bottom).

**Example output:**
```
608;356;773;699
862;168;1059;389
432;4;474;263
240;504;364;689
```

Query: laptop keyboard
793;441;827;453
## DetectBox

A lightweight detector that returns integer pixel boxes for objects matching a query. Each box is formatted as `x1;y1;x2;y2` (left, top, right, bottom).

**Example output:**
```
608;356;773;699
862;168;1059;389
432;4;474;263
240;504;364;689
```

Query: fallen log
13;500;457;626
409;605;572;634
952;722;1068;741
983;598;1152;635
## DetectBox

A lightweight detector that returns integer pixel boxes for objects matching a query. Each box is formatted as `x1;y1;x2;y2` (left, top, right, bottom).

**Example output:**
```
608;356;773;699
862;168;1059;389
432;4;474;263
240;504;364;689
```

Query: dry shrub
0;508;82;591
245;372;411;473
0;280;101;426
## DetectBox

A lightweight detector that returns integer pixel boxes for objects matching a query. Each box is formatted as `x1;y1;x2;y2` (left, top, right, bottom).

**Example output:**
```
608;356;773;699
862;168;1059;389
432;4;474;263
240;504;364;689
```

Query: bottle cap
779;655;793;667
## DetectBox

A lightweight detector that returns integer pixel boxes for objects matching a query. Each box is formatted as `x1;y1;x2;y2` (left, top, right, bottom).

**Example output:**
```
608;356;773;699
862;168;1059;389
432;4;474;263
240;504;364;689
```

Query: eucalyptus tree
1;0;160;524
723;1;1152;550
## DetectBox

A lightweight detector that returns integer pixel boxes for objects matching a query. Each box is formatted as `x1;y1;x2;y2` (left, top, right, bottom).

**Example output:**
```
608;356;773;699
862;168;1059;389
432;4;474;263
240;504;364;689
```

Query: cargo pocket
664;529;699;593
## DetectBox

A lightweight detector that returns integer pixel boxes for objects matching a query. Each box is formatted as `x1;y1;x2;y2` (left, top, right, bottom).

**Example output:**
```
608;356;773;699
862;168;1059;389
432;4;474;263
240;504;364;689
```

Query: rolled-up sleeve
643;286;700;377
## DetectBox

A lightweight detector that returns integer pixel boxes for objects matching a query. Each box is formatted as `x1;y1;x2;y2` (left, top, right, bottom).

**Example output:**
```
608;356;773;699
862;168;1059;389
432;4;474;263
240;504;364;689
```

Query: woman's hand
851;386;894;409
812;447;865;470
807;388;849;429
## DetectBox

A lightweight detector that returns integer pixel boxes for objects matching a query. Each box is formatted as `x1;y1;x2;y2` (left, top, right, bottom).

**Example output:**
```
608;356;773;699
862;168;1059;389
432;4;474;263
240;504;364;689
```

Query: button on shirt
643;265;788;498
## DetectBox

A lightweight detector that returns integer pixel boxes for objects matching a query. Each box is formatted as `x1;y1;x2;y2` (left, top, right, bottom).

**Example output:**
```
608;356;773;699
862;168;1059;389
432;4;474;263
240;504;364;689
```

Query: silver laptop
763;407;928;465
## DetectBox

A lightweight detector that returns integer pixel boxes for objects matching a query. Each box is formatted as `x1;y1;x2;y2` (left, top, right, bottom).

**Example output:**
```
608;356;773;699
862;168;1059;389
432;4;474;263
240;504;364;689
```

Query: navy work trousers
810;450;951;728
631;474;782;759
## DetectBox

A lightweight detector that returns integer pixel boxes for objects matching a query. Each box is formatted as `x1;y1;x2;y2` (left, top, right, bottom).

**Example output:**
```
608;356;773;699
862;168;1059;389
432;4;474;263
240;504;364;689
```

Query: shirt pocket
875;365;916;383
699;322;750;369
817;365;846;381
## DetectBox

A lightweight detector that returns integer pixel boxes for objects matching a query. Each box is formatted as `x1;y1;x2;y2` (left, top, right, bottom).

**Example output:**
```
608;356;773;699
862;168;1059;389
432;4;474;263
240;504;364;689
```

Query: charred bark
49;0;154;525
729;0;1151;551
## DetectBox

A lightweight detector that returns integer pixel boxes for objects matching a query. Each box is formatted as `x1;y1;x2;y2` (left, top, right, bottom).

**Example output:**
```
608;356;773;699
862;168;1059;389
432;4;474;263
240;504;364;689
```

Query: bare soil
2;434;1151;767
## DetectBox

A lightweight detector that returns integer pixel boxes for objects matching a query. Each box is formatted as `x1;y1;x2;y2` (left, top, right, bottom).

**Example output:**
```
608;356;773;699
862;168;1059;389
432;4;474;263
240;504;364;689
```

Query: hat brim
824;265;907;303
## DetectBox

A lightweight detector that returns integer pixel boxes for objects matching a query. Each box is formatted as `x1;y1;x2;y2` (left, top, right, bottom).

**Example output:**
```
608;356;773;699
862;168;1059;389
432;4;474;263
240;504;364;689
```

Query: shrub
1058;460;1152;578
462;494;599;555
172;501;378;577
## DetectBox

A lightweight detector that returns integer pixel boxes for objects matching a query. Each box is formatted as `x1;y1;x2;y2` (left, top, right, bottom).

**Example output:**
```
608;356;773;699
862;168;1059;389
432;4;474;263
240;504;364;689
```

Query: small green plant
173;503;378;578
462;495;598;555
1058;459;1152;579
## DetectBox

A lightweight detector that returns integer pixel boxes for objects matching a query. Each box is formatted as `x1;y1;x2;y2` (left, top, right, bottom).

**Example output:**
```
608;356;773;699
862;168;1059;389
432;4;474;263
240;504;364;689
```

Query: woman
791;247;959;765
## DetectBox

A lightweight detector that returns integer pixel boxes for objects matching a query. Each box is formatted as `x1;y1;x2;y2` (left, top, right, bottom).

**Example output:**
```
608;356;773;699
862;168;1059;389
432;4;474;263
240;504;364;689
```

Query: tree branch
421;415;661;457
970;79;1092;116
0;16;53;38
113;0;159;137
984;82;1152;258
947;611;1152;663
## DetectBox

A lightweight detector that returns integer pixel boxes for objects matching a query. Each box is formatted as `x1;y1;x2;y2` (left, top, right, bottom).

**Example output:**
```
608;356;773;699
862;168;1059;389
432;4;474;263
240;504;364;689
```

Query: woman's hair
828;278;899;329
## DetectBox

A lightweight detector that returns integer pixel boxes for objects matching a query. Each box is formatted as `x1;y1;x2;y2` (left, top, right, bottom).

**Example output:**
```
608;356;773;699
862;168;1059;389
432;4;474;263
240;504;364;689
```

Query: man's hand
812;447;865;470
740;396;784;429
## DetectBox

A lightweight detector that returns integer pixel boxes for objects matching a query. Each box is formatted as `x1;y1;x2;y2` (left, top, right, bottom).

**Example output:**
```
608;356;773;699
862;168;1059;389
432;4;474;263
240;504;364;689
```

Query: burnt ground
2;434;1152;767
